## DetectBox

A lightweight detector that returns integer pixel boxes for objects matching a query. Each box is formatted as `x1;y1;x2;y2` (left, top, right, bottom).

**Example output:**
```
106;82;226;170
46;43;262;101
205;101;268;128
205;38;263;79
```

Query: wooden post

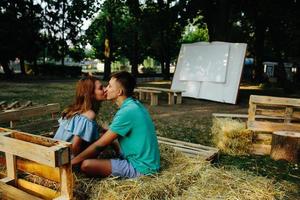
176;92;182;104
284;107;293;123
150;93;158;106
270;131;300;162
138;91;144;100
5;153;17;185
168;92;174;105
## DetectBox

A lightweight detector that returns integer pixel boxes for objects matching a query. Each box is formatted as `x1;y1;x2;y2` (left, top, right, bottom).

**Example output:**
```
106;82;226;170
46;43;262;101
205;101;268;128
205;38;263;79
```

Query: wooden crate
0;102;60;134
247;95;300;155
158;136;219;162
0;127;73;200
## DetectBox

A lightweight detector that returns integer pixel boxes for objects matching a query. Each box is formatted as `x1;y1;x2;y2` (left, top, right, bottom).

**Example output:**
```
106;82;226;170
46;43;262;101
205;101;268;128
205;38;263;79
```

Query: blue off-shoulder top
54;114;100;143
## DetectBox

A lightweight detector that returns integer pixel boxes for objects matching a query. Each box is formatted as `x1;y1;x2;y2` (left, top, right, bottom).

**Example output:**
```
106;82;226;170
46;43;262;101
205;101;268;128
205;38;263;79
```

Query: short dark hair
110;71;136;97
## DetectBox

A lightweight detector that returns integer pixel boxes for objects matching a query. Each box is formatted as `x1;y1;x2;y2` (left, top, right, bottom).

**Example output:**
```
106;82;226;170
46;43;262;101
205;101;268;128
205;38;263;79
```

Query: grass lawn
0;78;299;199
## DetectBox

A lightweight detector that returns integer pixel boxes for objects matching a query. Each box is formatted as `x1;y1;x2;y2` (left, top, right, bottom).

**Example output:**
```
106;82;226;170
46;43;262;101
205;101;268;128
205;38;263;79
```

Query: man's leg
80;159;112;177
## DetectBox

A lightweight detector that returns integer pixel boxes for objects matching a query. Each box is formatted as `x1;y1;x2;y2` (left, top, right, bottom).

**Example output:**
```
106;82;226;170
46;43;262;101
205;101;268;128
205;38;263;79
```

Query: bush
140;67;156;74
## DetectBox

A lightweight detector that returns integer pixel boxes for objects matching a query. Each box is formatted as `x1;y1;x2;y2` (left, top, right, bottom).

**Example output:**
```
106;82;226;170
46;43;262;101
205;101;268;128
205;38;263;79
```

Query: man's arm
71;130;118;165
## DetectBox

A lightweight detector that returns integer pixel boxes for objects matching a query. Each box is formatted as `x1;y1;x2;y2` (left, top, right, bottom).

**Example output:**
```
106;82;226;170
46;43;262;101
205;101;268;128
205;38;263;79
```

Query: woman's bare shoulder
81;110;96;120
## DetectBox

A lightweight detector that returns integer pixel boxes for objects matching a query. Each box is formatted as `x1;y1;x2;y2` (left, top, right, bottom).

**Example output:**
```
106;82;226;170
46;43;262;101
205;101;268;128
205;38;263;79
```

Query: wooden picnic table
137;87;185;105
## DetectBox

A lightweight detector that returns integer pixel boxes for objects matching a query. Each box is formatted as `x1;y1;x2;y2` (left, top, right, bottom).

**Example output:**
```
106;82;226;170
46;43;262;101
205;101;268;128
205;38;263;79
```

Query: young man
71;71;160;178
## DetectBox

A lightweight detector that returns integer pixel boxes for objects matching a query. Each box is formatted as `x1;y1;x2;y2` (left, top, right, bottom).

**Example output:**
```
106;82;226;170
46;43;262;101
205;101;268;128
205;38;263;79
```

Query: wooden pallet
0;127;72;200
247;95;300;155
158;136;219;162
0;101;33;111
0;103;60;134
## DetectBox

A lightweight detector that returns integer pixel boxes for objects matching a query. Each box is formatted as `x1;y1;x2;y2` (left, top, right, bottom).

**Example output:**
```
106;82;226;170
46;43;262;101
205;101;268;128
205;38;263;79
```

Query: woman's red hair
62;76;100;119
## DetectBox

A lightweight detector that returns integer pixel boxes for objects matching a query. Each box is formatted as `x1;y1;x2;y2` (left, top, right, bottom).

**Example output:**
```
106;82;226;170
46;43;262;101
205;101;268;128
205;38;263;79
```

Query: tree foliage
0;0;43;77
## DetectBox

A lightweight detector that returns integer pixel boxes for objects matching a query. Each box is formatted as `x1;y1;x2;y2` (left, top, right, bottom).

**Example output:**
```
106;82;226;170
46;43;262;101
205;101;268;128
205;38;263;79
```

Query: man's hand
71;129;118;165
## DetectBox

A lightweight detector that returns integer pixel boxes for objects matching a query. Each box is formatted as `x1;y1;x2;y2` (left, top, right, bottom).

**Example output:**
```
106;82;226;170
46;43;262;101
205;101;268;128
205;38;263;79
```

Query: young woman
54;76;107;156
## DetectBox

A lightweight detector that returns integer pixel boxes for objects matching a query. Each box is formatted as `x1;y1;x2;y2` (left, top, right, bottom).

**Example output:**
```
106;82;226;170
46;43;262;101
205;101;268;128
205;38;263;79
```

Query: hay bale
211;117;253;155
73;144;288;200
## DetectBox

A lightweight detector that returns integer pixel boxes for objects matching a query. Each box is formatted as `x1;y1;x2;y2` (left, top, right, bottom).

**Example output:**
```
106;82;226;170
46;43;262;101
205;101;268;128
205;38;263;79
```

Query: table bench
137;87;184;105
134;88;161;106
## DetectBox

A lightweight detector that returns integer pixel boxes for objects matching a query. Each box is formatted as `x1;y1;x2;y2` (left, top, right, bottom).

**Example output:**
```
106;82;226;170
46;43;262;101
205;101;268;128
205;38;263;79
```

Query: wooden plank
250;144;271;155
158;136;219;152
250;95;300;107
212;113;248;118
0;157;60;182
255;133;272;142
17;179;59;200
0;177;15;184
255;108;285;118
5;153;17;185
138;86;184;93
55;164;73;200
158;140;214;154
212;113;285;120
15;101;33;110
248;98;256;121
51;144;71;167
6;101;20;110
284;107;293;123
150;93;159;106
134;88;161;94
168;92;174;105
292;111;300;120
0;181;43;200
176;93;182;104
15;119;58;133
12;131;58;147
0;103;60;122
247;121;300;132
0;132;70;167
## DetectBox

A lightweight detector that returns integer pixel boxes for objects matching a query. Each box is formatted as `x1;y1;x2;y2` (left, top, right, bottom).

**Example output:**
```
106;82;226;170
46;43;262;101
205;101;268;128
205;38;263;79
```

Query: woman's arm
72;135;83;156
71;130;118;165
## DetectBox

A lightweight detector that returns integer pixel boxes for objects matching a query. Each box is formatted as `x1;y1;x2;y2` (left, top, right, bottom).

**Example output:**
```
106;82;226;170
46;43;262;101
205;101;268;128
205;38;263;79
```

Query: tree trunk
164;57;170;80
103;17;113;81
202;0;231;42
131;32;139;77
270;131;300;163
253;11;266;82
20;58;26;75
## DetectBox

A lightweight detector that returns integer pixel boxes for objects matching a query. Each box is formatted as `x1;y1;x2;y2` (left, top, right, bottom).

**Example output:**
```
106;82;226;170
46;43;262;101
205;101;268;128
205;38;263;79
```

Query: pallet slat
247;121;300;132
0;103;60;122
0;132;69;168
250;95;300;107
158;136;219;161
0;181;43;200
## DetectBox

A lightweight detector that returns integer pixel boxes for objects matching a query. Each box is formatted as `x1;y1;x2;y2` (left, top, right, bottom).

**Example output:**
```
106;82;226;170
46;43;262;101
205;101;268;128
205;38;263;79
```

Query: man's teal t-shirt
109;97;160;175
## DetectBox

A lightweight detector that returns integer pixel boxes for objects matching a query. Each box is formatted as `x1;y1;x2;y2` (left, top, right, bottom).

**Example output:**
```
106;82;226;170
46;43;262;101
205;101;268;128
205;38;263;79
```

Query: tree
42;0;99;65
0;0;43;77
142;0;186;80
86;0;124;80
181;16;209;43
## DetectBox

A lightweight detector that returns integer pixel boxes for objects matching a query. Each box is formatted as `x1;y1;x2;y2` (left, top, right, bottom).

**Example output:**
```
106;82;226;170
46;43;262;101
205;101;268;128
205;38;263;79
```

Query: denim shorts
110;159;142;178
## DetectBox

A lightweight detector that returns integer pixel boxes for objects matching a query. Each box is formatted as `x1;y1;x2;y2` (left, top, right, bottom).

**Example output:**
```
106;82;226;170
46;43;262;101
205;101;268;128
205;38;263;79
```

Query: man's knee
80;160;91;172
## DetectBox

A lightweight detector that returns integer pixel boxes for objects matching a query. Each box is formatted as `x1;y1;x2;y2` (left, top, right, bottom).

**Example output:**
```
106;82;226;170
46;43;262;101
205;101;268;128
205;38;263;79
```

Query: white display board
179;43;229;83
171;41;247;104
